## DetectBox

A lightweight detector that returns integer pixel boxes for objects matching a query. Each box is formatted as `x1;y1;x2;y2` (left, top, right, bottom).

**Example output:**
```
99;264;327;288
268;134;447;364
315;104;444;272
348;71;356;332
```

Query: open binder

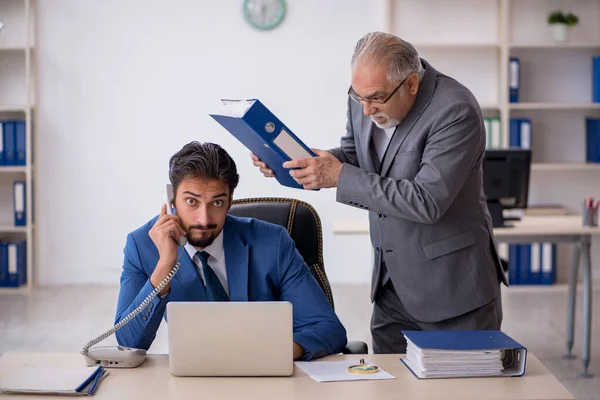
401;330;527;379
0;358;108;396
209;99;317;190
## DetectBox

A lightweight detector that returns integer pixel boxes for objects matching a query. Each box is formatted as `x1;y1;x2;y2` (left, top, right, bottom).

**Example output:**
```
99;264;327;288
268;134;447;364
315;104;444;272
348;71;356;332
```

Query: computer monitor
482;149;532;228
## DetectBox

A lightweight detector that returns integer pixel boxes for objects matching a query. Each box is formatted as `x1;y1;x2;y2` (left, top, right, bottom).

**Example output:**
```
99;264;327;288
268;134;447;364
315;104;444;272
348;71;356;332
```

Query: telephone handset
80;184;186;368
164;183;187;247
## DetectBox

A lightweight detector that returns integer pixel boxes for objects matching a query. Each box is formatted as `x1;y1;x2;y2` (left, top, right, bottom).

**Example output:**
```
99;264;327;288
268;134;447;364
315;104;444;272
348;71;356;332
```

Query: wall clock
242;0;287;31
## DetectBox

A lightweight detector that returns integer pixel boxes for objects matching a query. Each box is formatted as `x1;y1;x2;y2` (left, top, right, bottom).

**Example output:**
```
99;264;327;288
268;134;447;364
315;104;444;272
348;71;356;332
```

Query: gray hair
351;32;424;84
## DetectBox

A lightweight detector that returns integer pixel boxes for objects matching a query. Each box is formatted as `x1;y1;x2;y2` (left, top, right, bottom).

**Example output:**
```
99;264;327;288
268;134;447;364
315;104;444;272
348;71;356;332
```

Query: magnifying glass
348;358;380;374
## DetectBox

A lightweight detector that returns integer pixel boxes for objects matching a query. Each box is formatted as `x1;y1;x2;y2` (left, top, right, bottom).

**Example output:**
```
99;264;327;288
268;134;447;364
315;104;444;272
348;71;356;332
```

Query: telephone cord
80;248;183;356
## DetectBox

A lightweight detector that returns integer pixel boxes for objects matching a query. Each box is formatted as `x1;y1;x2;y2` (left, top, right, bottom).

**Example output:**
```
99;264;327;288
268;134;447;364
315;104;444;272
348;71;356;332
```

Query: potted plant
547;10;579;42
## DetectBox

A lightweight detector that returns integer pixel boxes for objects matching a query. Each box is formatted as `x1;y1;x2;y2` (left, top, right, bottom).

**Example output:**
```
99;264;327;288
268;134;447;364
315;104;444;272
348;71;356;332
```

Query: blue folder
593;56;600;103
509;57;520;103
587;118;600;163
3;241;26;287
0;121;6;166
3;121;16;166
209;99;317;190
15;121;26;166
0;242;7;287
13;180;26;227
402;330;527;378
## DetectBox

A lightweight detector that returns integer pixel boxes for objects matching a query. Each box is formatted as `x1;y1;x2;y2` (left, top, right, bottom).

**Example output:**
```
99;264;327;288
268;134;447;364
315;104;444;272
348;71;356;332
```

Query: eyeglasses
348;75;409;105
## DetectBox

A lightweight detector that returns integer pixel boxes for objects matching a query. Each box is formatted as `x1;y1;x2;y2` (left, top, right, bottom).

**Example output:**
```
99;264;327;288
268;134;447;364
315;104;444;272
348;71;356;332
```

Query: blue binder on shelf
402;330;527;379
209;99;318;190
3;121;16;166
13;180;26;227
509;118;531;149
586;118;600;163
0;121;5;166
0;243;8;286
15;120;26;166
509;57;520;103
3;241;26;287
540;242;556;285
593;56;600;103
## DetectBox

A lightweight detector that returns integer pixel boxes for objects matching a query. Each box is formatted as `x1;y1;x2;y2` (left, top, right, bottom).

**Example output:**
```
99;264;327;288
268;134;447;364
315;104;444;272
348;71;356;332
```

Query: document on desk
0;361;108;396
294;360;395;383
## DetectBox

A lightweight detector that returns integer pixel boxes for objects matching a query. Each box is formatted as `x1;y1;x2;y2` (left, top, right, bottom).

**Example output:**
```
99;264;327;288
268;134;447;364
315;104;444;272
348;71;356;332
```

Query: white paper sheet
294;359;395;383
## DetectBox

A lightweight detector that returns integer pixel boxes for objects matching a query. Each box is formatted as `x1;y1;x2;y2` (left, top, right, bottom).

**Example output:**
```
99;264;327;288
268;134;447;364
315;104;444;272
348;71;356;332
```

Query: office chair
229;197;369;355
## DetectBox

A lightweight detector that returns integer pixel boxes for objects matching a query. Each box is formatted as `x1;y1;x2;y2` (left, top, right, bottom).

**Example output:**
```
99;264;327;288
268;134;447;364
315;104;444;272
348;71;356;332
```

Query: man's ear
408;73;420;96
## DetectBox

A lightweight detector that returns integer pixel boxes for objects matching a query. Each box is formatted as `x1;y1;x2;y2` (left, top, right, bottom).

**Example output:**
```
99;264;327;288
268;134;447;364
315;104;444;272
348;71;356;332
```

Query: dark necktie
196;251;229;301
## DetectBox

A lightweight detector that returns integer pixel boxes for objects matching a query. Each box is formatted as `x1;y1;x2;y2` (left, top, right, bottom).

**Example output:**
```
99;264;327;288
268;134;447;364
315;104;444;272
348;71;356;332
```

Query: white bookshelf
532;163;600;172
509;42;600;49
510;103;600;110
0;0;35;292
386;0;600;282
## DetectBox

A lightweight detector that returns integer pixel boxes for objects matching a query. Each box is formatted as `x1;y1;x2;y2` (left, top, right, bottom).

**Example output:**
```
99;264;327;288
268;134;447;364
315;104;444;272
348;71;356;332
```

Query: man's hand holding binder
250;149;343;190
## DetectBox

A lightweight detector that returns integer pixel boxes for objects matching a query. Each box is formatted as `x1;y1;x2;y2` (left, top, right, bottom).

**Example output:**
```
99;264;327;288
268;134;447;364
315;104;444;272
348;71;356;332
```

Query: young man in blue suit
114;141;347;361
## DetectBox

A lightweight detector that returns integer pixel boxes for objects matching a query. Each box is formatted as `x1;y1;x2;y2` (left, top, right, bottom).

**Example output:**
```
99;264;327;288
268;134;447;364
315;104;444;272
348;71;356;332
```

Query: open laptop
166;301;294;377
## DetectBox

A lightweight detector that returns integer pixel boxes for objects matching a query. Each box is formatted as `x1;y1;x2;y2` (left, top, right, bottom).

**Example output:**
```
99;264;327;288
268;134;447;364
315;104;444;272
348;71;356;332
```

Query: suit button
349;201;355;205
375;246;380;253
142;315;147;321
378;213;384;220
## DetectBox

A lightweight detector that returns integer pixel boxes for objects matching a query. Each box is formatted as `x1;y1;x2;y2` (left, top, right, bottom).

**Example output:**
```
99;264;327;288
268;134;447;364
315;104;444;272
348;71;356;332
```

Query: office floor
1;284;599;400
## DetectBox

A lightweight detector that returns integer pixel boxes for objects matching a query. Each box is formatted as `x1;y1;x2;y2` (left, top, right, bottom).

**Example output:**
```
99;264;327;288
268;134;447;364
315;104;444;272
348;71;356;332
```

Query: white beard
371;113;401;129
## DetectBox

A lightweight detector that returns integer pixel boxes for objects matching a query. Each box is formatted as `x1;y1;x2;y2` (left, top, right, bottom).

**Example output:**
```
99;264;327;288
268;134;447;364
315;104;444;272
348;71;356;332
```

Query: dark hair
169;141;239;195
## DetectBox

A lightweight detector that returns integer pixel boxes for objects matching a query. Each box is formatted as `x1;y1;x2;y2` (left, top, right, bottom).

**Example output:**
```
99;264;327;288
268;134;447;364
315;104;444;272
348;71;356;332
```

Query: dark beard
184;224;219;248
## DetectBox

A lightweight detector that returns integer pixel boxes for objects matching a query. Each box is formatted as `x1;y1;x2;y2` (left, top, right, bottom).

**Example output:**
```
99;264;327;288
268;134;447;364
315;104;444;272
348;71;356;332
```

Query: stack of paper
0;363;108;396
401;330;527;379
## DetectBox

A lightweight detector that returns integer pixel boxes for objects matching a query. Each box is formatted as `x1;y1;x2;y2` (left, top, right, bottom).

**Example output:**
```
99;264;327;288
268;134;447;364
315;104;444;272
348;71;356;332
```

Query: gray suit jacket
330;59;507;323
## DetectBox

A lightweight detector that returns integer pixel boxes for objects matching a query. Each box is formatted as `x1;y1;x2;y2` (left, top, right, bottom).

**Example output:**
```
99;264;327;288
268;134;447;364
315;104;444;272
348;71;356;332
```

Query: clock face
243;0;287;31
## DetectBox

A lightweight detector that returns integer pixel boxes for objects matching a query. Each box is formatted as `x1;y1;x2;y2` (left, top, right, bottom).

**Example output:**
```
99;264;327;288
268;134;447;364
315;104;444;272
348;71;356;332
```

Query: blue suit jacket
114;214;347;361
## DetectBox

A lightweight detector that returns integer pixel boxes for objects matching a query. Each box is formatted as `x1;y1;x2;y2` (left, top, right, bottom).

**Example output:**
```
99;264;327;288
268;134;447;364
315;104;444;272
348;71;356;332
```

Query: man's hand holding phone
149;204;186;296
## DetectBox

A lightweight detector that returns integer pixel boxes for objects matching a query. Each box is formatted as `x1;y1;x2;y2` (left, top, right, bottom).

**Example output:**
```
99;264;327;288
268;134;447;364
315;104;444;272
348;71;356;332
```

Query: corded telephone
80;184;185;368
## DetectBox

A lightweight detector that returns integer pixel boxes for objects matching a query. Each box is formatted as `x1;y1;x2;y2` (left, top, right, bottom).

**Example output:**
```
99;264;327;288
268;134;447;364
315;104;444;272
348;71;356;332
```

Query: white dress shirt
184;230;229;296
373;126;397;161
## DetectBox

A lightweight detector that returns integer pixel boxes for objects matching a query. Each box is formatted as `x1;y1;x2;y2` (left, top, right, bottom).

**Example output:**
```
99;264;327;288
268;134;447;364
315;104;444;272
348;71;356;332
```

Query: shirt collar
184;228;225;262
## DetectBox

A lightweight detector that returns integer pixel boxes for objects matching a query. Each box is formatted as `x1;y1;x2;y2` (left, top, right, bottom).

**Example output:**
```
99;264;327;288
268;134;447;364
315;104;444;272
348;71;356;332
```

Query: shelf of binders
509;103;600;111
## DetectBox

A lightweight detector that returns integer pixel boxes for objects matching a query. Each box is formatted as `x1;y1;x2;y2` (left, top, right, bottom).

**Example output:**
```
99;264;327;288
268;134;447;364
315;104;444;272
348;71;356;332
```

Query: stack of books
401;330;527;379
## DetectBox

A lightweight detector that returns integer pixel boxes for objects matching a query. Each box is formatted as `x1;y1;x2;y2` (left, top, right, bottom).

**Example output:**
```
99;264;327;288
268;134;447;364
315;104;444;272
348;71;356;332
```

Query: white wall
34;0;600;288
35;0;385;285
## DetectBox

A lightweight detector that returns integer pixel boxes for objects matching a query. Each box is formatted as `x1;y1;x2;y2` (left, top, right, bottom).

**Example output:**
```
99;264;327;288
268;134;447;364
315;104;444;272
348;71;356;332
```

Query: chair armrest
342;340;368;354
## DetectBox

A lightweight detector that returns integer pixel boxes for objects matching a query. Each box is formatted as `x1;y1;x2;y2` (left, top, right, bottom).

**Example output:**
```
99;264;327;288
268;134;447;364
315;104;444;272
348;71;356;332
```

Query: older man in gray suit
251;31;507;354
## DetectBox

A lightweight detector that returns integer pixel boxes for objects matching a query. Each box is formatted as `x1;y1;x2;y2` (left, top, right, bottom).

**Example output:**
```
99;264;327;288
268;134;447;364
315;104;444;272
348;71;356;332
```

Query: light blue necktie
196;251;229;302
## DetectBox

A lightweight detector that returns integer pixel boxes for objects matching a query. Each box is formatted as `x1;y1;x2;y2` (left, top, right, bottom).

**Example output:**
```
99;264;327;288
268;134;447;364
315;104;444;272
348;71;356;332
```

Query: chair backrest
228;197;334;309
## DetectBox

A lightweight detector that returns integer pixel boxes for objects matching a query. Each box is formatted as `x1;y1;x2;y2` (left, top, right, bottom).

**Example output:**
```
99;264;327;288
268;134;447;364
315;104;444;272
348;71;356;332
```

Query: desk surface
0;353;574;400
333;215;600;236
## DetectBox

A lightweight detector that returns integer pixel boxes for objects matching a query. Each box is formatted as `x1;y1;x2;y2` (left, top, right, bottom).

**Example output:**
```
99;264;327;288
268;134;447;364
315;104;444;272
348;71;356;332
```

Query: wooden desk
333;215;600;377
0;353;574;400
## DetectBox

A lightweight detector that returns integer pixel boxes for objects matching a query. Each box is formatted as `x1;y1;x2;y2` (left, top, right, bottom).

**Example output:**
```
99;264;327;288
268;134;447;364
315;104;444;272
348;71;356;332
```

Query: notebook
0;358;108;396
401;330;527;379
